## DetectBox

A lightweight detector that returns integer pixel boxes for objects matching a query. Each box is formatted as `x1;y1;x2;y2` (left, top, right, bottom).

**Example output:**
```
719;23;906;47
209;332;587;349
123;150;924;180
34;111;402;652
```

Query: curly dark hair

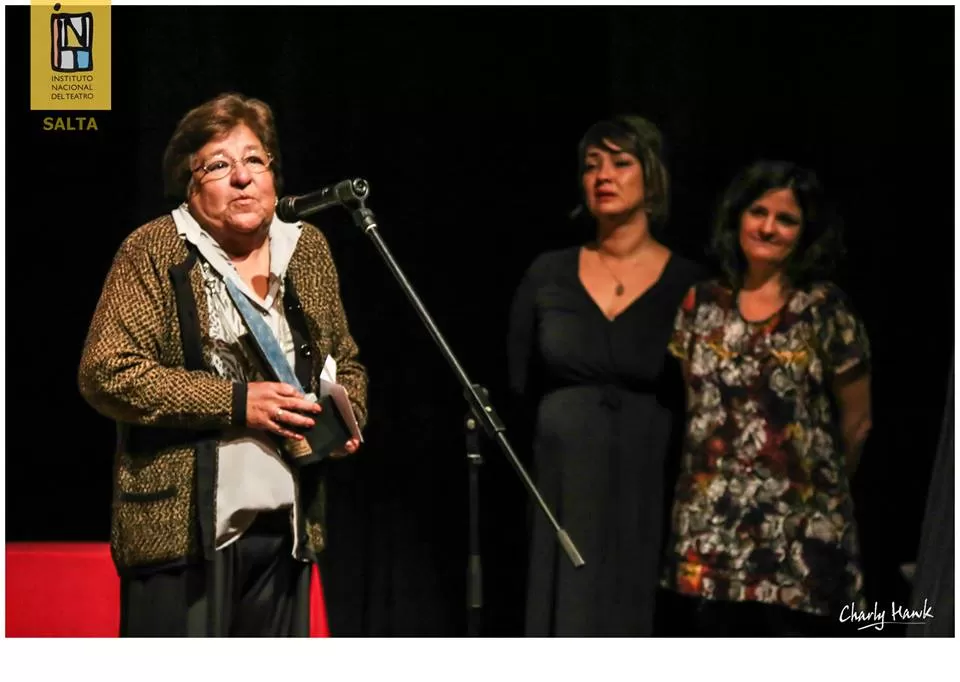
710;160;845;289
573;115;670;228
162;92;284;200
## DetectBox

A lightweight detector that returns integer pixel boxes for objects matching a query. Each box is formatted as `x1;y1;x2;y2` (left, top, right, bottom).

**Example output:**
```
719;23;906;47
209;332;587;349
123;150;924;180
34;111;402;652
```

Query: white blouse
172;204;306;555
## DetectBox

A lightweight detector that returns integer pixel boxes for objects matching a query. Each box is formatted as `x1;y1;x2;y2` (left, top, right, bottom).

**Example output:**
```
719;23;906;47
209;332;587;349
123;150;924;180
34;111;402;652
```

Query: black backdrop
5;6;954;636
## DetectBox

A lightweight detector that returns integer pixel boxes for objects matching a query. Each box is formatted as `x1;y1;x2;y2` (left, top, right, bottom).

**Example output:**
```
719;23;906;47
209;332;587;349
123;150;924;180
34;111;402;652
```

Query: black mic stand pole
343;187;585;635
465;404;483;636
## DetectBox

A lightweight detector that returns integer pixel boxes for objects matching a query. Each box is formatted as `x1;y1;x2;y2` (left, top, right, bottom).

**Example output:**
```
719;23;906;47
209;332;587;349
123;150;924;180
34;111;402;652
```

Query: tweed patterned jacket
78;215;368;574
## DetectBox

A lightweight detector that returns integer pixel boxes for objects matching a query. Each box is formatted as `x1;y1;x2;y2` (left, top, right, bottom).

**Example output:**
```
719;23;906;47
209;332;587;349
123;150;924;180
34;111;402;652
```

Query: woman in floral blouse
659;160;872;636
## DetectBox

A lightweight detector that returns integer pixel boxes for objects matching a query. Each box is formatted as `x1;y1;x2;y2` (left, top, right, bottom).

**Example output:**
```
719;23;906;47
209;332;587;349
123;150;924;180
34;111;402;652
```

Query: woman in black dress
507;115;701;635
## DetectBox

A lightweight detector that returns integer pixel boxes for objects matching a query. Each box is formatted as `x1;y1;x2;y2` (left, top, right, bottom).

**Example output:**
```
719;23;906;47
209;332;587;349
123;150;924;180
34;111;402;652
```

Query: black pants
655;590;851;637
120;510;312;637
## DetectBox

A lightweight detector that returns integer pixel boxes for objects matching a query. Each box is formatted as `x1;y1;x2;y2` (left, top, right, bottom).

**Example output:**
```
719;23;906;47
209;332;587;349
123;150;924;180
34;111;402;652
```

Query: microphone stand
343;187;585;636
465;404;483;636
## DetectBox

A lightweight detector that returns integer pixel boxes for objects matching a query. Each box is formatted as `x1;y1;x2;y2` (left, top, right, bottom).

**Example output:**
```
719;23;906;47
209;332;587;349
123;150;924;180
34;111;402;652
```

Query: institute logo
31;0;111;111
51;5;94;72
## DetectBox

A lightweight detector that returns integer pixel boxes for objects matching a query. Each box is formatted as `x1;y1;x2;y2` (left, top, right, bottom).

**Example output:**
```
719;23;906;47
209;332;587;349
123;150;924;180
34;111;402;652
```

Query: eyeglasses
191;150;274;181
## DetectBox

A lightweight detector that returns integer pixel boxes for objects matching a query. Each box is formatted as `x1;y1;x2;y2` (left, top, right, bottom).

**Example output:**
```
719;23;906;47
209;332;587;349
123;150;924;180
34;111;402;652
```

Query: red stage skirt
5;543;329;637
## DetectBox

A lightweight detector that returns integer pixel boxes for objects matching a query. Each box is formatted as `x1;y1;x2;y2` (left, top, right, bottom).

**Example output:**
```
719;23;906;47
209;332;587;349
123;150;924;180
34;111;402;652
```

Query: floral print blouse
661;279;871;617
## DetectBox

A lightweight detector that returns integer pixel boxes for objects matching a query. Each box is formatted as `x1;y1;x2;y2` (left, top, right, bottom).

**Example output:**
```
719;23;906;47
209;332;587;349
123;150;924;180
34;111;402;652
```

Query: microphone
276;178;370;222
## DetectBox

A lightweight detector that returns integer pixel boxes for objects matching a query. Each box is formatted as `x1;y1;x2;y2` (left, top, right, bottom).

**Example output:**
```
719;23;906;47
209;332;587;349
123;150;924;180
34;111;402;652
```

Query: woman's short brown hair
577;115;670;227
162;92;283;199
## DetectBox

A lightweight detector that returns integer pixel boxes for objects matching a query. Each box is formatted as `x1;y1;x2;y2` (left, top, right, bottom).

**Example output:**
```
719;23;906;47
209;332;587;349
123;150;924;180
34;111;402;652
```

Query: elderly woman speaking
79;92;368;636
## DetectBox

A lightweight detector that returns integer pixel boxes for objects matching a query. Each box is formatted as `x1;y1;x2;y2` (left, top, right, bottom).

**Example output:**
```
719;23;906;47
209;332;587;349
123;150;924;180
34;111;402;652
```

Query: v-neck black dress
507;246;702;635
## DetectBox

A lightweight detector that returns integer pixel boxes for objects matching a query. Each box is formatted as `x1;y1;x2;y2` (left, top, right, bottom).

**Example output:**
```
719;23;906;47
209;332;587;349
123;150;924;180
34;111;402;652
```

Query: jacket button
299;344;312;358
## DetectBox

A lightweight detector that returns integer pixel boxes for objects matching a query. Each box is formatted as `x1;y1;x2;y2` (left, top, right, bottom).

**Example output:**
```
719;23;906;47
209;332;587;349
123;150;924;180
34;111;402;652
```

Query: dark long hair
710;160;844;289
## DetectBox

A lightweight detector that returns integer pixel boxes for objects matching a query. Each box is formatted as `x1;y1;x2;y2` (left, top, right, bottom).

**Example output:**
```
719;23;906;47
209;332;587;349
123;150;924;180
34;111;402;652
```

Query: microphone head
275;178;371;223
275;195;299;223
